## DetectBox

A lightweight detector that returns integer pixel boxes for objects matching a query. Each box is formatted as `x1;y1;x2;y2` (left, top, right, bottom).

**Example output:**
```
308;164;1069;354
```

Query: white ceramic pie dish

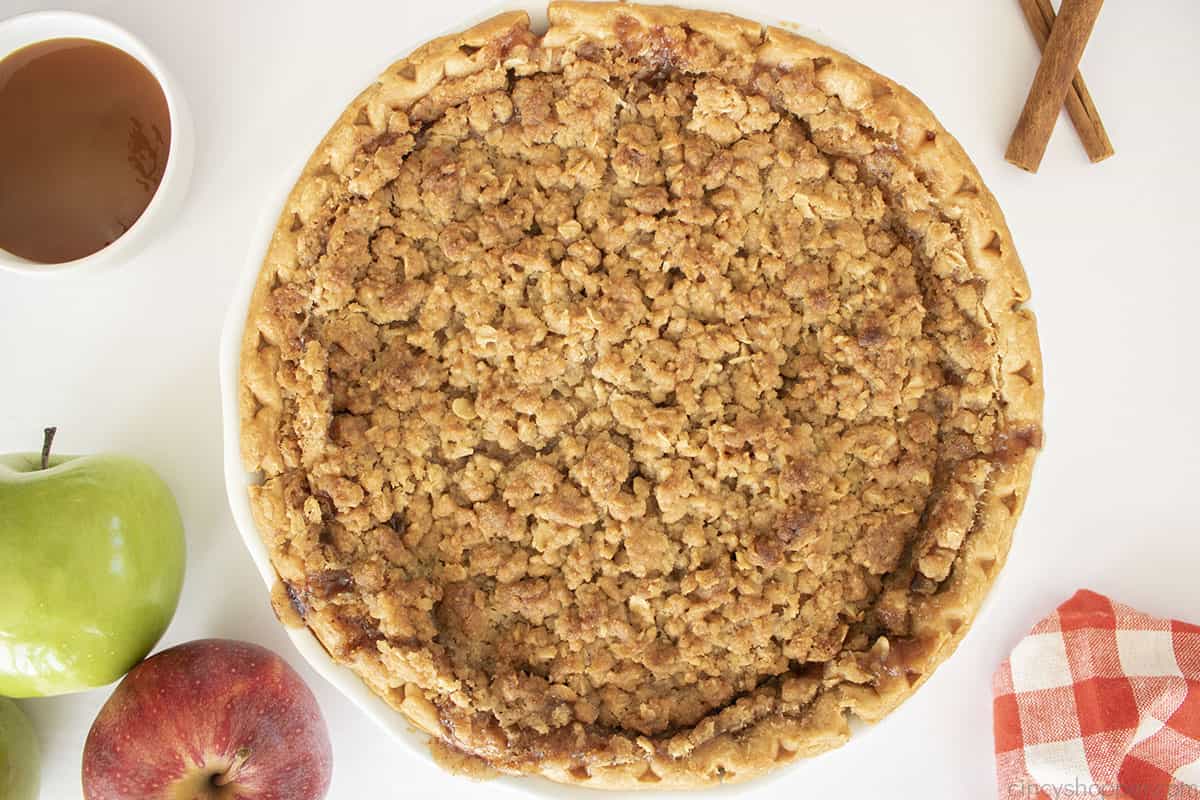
0;11;193;277
217;6;852;794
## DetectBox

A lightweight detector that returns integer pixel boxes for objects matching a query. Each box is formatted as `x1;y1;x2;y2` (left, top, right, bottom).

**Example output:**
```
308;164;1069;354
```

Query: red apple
82;639;332;800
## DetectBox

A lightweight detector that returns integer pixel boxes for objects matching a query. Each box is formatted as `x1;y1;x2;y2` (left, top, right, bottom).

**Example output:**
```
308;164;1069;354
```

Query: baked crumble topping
241;2;1042;787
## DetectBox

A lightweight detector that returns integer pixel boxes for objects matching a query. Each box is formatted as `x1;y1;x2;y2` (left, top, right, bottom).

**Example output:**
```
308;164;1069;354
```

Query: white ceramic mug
0;11;193;277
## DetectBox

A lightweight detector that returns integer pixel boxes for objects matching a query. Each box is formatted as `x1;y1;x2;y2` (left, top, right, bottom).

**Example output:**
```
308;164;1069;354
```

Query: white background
2;0;1199;797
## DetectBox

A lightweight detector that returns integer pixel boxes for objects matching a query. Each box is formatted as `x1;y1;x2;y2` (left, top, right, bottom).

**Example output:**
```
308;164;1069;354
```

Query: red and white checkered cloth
994;590;1200;800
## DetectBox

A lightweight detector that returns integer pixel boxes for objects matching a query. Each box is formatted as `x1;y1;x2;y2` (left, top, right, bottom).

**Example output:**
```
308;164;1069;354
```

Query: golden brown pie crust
239;2;1043;788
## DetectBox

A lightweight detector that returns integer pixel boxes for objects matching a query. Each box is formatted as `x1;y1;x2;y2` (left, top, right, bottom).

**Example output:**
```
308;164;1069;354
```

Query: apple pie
239;1;1043;787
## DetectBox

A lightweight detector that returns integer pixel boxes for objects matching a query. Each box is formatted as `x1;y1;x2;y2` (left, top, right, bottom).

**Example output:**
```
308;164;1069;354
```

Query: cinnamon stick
1017;0;1113;163
1006;0;1105;172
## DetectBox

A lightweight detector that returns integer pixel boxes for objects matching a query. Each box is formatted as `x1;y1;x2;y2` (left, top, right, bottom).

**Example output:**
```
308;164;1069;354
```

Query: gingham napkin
994;590;1200;800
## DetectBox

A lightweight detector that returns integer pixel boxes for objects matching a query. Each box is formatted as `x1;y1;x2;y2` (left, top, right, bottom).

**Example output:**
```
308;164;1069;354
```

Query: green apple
0;698;39;800
0;428;186;697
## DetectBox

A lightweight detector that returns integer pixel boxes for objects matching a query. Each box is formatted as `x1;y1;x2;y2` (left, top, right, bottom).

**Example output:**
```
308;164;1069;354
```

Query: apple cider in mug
0;38;170;264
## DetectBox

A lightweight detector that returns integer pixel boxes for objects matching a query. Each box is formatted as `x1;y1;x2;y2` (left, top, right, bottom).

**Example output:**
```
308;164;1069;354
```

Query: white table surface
3;0;1199;797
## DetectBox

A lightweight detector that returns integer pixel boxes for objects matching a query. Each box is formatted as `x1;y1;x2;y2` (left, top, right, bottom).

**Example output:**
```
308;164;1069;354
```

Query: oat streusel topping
241;2;1042;787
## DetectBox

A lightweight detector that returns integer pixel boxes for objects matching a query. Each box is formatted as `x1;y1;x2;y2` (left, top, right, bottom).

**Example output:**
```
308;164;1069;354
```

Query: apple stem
212;748;251;788
40;426;57;470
